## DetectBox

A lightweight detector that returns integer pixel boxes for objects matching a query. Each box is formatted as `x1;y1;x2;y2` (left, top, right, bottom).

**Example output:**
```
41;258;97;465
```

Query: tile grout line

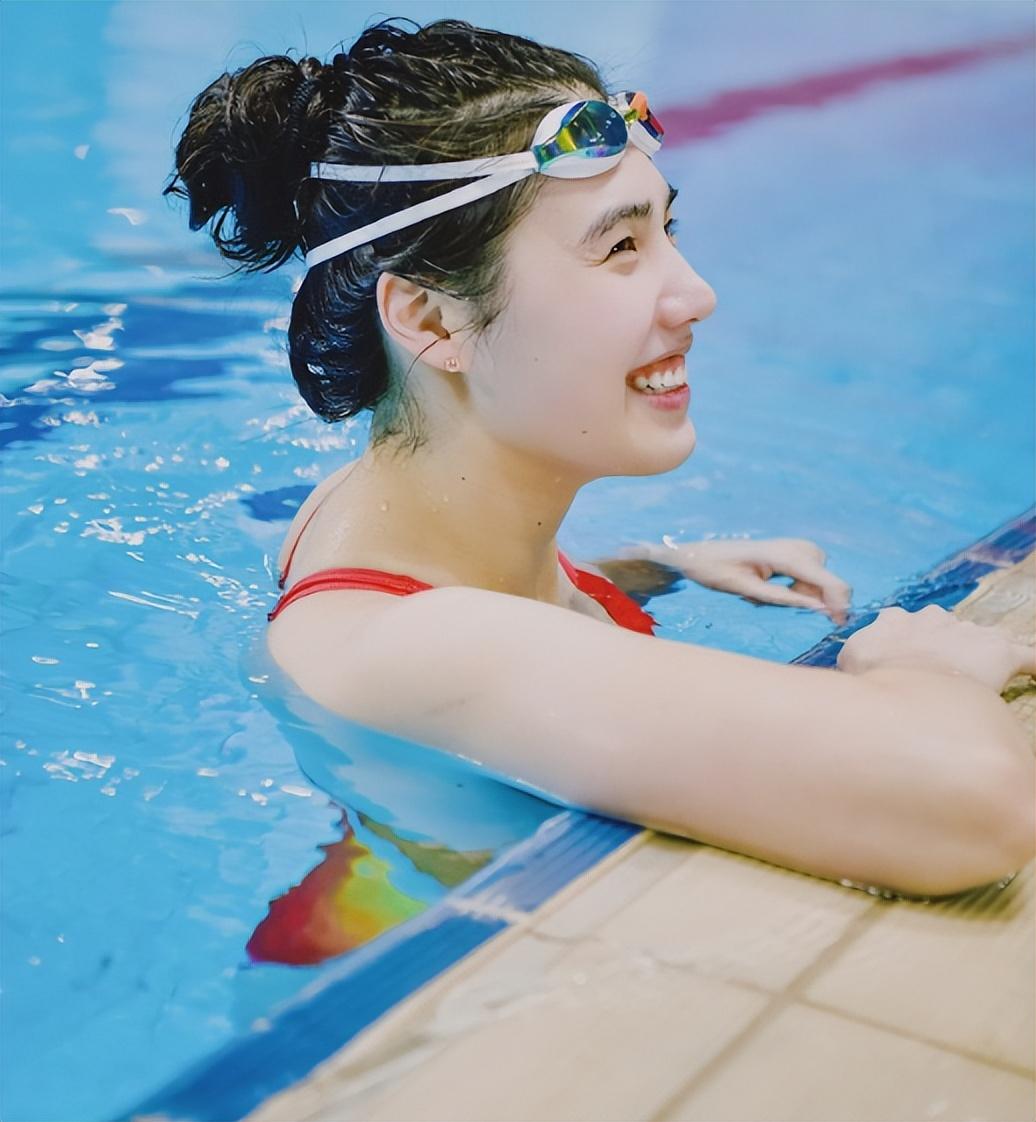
796;994;1036;1080
648;898;885;1122
648;847;1035;1117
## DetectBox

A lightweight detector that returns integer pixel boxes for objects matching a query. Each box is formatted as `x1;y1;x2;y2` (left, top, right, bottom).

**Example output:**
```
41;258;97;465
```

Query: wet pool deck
250;553;1035;1122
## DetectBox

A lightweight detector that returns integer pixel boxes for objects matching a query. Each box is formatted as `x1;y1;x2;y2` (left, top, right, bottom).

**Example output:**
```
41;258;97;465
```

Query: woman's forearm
853;664;1034;893
627;649;1034;898
737;663;1035;897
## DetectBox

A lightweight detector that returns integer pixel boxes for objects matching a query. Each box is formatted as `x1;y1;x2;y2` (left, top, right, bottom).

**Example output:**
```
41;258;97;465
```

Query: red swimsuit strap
273;483;654;632
269;551;655;634
278;502;323;589
268;567;434;621
557;552;657;636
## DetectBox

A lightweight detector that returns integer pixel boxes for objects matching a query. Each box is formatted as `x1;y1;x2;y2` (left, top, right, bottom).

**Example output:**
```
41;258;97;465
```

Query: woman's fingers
789;578;849;624
755;583;830;612
721;570;828;613
775;552;852;623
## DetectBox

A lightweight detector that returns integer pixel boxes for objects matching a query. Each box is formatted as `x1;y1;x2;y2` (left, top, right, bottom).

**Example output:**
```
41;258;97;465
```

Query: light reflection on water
0;284;567;1120
1;2;1034;1120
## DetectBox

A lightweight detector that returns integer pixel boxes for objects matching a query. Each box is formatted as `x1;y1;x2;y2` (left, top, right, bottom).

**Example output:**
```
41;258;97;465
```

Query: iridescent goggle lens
530;91;664;175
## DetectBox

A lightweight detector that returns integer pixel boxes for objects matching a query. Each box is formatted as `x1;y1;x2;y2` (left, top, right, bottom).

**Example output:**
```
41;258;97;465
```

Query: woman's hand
838;604;1036;694
636;537;852;624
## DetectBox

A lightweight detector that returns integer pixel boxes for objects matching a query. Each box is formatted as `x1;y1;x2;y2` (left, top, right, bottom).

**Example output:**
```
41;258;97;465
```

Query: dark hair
165;19;605;449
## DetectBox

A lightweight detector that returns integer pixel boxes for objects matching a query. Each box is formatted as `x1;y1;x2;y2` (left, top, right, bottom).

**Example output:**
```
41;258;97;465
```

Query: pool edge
127;505;1035;1122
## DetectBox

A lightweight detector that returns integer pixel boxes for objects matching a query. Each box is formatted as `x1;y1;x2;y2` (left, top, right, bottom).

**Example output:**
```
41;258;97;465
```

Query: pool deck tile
354;941;767;1122
248;930;574;1122
247;552;1035;1122
562;844;873;992
659;1002;1035;1122
804;863;1034;1072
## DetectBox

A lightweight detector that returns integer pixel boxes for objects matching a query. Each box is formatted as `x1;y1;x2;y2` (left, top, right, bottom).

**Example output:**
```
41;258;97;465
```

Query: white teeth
630;361;687;392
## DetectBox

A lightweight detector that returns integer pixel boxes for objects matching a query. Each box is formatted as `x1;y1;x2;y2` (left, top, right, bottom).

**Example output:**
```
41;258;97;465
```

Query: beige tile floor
251;554;1035;1122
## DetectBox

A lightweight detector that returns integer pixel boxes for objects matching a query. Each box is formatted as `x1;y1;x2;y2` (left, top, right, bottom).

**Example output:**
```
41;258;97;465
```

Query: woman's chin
626;420;697;476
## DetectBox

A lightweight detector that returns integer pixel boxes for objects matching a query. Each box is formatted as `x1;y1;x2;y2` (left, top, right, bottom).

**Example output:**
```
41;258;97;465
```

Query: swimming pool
2;3;1033;1120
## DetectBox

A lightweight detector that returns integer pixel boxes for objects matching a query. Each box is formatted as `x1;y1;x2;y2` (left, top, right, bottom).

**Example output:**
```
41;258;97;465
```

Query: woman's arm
596;538;852;622
269;588;1034;897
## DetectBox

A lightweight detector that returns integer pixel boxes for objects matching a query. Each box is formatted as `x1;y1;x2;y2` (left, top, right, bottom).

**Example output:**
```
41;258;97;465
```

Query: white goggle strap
302;103;660;268
303;166;533;269
310;152;536;183
629;121;662;158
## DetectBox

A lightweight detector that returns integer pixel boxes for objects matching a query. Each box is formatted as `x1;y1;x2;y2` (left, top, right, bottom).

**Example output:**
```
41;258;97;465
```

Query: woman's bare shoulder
276;459;362;576
267;582;661;745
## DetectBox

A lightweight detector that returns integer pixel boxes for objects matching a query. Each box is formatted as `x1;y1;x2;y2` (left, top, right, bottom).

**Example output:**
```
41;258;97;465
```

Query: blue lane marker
127;506;1034;1122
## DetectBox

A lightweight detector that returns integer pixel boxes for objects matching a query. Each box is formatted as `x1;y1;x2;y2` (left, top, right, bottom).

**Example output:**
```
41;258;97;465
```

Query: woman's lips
630;382;690;411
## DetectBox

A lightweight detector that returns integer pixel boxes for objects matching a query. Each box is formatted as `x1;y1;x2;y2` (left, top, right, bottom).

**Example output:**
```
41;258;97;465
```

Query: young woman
169;19;1034;897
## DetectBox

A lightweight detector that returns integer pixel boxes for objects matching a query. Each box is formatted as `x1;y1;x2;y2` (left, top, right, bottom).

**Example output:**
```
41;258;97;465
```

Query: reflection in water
240;652;561;969
247;808;493;966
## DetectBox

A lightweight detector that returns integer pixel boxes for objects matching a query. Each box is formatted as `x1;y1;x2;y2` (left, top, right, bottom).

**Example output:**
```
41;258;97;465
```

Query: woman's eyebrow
578;183;679;248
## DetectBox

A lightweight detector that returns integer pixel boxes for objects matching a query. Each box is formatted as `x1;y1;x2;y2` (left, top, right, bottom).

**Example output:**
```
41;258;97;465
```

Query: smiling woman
168;17;1035;897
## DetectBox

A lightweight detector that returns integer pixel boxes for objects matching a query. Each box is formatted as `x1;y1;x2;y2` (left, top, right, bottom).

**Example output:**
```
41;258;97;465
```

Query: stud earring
445;357;460;372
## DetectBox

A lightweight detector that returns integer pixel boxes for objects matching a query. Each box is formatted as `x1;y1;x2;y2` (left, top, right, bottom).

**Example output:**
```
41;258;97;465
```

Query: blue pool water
1;2;1033;1119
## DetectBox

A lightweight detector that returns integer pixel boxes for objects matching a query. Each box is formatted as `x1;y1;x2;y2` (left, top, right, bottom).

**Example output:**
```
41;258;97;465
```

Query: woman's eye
605;219;680;260
606;236;637;258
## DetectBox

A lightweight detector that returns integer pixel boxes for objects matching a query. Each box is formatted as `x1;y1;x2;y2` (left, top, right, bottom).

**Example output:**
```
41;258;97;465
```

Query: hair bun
165;55;338;271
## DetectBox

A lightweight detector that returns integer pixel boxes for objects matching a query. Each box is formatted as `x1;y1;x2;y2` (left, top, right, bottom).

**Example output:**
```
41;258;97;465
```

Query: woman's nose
660;257;717;328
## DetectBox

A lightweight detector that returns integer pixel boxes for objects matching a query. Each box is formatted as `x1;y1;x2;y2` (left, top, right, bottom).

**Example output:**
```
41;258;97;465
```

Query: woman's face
466;148;717;480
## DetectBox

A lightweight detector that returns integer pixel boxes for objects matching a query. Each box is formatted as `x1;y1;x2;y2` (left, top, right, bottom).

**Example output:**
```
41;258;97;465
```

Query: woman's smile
625;349;691;411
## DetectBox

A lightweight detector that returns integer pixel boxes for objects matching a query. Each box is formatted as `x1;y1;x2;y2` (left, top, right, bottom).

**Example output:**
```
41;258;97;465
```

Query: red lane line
660;34;1035;144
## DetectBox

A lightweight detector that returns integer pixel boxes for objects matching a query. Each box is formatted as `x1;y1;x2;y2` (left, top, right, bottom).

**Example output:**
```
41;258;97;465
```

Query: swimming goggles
304;91;664;269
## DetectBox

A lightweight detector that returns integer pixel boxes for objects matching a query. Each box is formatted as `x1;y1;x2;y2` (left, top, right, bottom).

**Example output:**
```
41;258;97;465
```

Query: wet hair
165;18;605;450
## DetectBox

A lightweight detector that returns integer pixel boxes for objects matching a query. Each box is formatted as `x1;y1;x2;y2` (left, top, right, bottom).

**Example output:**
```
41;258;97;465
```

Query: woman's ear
376;273;468;373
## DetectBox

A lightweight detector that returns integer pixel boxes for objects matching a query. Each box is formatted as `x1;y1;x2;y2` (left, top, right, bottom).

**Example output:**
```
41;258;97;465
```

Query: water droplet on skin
379;502;389;513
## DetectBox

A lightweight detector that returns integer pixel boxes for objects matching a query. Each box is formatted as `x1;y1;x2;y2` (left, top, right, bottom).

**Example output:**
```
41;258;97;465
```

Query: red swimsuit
268;502;656;635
